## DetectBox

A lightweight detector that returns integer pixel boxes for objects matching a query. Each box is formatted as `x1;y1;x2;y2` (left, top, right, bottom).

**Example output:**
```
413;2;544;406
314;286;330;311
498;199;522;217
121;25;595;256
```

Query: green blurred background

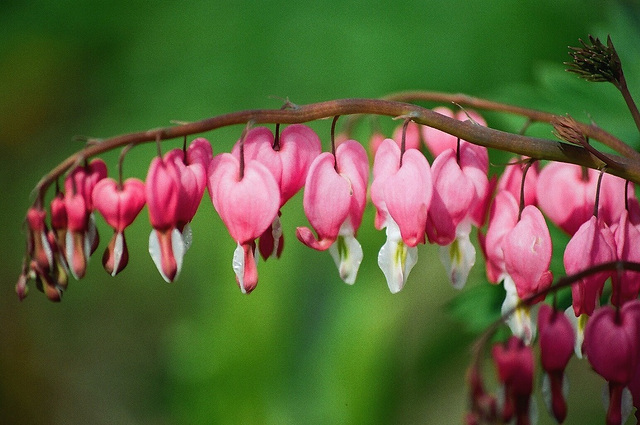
2;1;639;424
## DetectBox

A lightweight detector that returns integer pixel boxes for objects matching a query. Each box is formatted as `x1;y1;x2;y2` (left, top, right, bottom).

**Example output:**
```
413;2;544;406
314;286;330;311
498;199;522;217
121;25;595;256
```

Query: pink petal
232;125;321;205
503;205;553;300
383;149;432;247
146;156;180;230
371;139;402;219
564;216;616;316
481;191;520;283
93;178;146;231
537;162;597;235
208;153;280;244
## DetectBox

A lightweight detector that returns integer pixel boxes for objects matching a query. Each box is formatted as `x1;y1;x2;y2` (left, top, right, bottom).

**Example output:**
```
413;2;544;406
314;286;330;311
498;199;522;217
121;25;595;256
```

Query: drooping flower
63;159;107;279
564;215;616;357
426;140;491;289
92;177;146;276
146;139;213;282
583;300;640;425
232;125;321;259
166;138;212;247
371;139;432;293
208;153;280;293
537;304;574;423
564;216;616;317
503;206;553;301
146;154;183;283
500;205;553;344
491;336;534;425
296;141;369;284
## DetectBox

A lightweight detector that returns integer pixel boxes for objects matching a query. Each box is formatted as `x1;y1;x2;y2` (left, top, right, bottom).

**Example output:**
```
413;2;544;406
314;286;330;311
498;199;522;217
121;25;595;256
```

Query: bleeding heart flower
564;215;616;317
503;206;553;302
491;336;534;425
500;205;553;344
427;141;490;289
296;140;369;284
92;178;146;276
584;300;640;425
371;139;432;293
537;304;574;423
232;125;321;260
146;155;183;283
63;159;107;279
208;153;280;293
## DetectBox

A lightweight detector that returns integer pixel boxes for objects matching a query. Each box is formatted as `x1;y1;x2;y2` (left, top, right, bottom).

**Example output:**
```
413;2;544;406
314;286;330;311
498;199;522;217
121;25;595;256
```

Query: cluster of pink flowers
18;107;640;424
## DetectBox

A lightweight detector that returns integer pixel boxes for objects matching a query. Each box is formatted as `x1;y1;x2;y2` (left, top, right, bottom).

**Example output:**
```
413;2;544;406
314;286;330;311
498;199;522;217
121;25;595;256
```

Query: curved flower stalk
296;140;369;284
208;153;280;293
92;178;146;276
232;125;321;260
371;138;432;293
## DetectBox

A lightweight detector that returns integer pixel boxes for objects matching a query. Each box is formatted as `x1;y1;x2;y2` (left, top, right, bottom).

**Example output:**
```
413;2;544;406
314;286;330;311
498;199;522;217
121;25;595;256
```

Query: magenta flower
564;216;616;317
166;139;213;245
537;162;598;235
63;159;107;279
583;300;640;425
146;155;183;282
146;139;212;282
232;125;321;260
491;336;534;425
371;139;432;293
208;153;280;293
296;141;369;284
92;178;146;276
537;304;574;423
